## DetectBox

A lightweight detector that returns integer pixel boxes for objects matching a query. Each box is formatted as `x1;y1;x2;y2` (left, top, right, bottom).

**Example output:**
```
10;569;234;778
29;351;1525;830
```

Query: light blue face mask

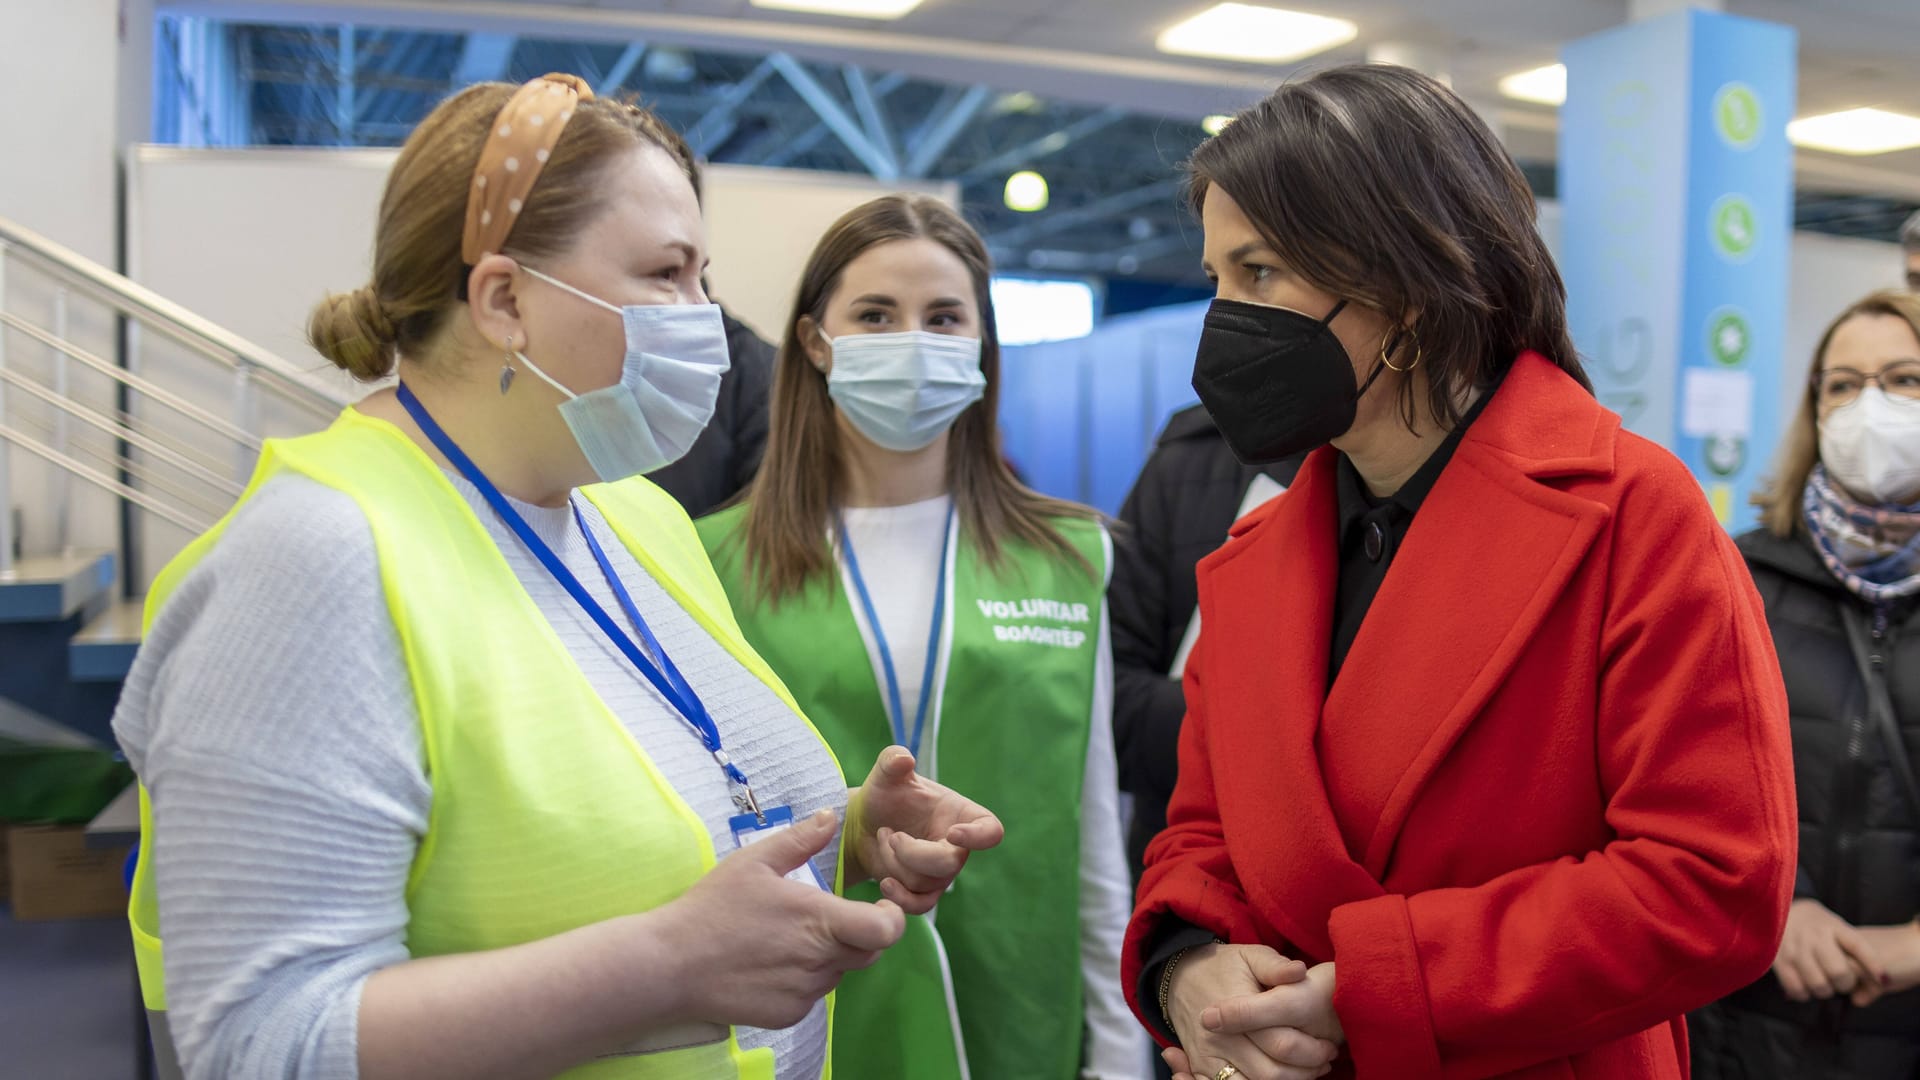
824;330;987;452
516;265;730;482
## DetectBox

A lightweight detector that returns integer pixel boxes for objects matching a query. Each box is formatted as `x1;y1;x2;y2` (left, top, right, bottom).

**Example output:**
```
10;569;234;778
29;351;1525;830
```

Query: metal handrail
0;312;262;450
0;369;245;501
0;424;213;536
0;213;357;582
6;407;233;524
93;400;237;482
65;442;235;524
0;215;346;412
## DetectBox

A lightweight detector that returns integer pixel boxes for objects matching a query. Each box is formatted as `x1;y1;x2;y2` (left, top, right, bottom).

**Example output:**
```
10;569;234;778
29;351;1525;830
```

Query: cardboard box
6;824;129;921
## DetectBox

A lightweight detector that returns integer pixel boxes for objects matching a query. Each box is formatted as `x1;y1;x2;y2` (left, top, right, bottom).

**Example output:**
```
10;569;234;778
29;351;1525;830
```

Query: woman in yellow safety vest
111;74;1000;1080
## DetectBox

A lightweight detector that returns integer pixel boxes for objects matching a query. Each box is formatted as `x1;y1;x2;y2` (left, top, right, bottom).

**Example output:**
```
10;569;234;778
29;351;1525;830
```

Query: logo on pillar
1706;434;1747;478
1713;83;1764;150
1711;195;1759;262
1708;308;1753;367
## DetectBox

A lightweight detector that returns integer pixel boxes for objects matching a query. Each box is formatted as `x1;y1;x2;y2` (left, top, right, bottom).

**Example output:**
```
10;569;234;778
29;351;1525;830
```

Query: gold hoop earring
1381;335;1422;373
499;334;516;395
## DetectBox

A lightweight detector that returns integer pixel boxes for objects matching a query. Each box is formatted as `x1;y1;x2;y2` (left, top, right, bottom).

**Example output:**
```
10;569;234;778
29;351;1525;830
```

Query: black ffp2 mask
1191;297;1384;465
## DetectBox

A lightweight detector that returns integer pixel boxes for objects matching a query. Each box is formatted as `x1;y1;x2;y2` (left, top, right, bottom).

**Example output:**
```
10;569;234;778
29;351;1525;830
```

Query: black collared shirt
1132;379;1499;1040
1327;385;1496;680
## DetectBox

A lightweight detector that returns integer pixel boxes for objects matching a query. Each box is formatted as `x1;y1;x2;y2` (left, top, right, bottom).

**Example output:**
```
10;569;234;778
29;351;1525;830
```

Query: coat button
1364;521;1386;562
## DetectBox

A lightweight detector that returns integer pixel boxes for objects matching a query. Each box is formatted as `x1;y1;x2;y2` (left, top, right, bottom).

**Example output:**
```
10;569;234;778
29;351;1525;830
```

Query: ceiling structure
158;0;1920;287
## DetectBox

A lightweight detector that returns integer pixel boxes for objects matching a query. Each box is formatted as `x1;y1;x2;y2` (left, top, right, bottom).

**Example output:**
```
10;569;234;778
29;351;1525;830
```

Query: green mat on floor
0;737;133;825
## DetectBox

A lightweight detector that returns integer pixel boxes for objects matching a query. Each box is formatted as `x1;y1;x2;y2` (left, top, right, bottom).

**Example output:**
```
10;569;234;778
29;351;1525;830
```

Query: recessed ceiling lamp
1788;107;1920;156
1156;4;1357;65
749;0;925;18
1498;63;1566;107
1005;171;1050;213
993;91;1044;116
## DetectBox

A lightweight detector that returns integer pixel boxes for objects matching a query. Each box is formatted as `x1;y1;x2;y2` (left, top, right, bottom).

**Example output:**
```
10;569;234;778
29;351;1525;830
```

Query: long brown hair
1188;63;1589;428
736;194;1097;601
1756;289;1920;536
307;81;690;378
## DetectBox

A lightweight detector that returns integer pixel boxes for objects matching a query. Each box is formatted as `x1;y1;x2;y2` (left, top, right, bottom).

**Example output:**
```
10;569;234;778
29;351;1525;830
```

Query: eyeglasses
1813;360;1920;407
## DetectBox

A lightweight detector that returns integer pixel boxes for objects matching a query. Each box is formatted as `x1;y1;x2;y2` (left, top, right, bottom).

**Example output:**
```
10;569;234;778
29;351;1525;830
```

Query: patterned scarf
1803;465;1920;603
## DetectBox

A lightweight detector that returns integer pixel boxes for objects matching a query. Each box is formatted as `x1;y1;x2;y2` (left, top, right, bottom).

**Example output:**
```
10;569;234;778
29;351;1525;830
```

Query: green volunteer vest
696;503;1108;1080
128;408;842;1080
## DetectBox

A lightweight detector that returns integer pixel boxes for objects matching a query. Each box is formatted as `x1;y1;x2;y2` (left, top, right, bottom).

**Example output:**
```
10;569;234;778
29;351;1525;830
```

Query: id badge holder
730;805;829;890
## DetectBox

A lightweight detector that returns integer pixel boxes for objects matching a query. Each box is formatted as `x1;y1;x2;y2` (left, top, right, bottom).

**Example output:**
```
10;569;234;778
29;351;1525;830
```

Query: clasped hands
1773;898;1920;1008
1164;945;1343;1080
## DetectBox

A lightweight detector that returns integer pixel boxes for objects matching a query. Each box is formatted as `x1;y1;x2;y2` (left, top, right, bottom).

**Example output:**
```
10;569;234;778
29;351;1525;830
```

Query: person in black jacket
1110;403;1302;881
638;117;776;518
1691;289;1920;1080
645;306;774;517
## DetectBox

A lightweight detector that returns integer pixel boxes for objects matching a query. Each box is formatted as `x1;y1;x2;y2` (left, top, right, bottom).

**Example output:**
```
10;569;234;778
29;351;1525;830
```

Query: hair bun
356;285;398;342
307;285;399;381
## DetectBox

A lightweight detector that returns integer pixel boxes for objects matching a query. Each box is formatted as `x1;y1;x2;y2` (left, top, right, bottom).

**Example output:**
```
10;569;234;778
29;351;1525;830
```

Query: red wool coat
1124;353;1798;1079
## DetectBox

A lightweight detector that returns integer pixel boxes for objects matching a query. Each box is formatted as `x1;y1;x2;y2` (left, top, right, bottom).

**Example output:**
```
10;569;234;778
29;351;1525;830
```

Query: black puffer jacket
1110;405;1300;880
1690;527;1920;1080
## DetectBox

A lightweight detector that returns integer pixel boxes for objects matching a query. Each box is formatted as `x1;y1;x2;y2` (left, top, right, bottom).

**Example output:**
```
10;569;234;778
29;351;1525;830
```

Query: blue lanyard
834;505;953;758
395;383;761;816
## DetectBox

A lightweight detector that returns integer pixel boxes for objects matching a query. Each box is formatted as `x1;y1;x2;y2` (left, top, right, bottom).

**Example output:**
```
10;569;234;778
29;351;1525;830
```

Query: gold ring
1213;1068;1242;1080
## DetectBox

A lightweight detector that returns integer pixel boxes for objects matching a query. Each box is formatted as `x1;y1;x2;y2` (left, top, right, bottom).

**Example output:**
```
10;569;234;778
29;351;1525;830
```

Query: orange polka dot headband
461;73;595;266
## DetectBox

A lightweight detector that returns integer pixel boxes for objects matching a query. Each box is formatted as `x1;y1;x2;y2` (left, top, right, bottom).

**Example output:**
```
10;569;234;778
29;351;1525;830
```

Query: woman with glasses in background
1690;289;1920;1080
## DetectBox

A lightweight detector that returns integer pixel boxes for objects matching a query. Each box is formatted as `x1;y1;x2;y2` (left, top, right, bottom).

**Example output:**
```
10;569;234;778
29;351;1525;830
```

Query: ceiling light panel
1499;63;1566;107
749;0;925;19
1788;108;1920;156
1156;4;1357;65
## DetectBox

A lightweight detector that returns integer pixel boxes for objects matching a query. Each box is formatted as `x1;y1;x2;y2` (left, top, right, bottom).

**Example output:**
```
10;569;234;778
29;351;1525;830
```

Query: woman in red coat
1124;64;1798;1080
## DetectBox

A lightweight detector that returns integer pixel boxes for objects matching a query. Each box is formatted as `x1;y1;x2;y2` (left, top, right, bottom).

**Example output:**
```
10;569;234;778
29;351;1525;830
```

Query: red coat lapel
1322;355;1619;880
1198;449;1384;960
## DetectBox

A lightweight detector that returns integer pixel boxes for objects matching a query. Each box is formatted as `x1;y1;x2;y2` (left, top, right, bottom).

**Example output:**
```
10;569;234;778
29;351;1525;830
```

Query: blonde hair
732;195;1098;601
1755;288;1920;536
307;82;690;380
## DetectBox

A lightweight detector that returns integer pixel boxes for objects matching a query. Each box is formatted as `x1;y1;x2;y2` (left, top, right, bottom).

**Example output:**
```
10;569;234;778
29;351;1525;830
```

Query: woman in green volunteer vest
112;76;1003;1080
697;196;1145;1080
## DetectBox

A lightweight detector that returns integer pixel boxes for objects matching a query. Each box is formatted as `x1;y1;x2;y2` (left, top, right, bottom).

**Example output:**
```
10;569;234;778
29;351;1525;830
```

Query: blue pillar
1560;9;1796;530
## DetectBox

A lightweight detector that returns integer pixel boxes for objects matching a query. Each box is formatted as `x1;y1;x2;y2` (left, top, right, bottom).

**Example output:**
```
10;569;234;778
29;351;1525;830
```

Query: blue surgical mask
824;330;986;452
517;266;730;482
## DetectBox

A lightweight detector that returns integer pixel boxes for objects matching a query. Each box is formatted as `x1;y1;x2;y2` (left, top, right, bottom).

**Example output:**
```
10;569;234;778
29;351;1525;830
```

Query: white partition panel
699;164;958;342
129;146;392;405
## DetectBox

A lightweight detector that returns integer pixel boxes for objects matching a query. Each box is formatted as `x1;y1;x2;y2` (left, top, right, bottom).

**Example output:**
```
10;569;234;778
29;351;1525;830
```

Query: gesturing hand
844;746;1005;914
664;808;906;1030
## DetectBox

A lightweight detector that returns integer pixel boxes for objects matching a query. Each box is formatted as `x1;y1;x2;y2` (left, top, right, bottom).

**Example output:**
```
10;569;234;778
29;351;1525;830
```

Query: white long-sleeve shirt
113;472;848;1080
838;497;1148;1079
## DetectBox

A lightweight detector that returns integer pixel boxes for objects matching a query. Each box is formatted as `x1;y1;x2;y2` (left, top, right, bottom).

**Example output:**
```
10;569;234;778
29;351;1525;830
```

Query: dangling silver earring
499;335;516;395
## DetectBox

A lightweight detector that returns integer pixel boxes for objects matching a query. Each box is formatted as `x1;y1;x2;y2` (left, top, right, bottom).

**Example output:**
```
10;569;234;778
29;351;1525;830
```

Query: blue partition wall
998;301;1207;515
